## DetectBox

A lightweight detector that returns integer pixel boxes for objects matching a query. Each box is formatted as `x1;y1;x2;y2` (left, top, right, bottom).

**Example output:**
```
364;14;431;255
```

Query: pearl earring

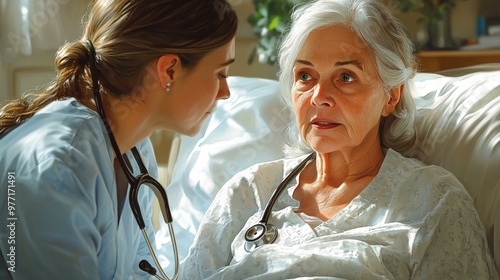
165;82;171;92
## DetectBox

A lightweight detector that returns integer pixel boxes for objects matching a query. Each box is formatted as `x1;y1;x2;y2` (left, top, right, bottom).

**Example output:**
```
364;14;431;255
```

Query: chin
310;141;344;154
182;123;203;136
184;129;199;137
176;115;208;136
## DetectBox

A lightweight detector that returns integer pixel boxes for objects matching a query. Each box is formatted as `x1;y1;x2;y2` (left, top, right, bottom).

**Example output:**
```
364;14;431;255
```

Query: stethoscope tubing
259;152;316;224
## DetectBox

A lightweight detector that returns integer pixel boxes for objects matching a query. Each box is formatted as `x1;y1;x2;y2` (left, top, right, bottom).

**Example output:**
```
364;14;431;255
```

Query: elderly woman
180;0;497;279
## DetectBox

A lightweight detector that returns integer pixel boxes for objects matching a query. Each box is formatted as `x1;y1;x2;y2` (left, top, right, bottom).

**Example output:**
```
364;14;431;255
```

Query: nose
311;82;334;108
217;78;231;100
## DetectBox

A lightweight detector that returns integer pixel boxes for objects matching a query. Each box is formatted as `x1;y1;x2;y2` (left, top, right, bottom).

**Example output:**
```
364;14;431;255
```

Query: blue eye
340;73;354;83
299;72;311;81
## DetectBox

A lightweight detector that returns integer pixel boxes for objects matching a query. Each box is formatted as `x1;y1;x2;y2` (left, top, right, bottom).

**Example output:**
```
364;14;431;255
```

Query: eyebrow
294;59;363;70
295;59;313;66
220;58;235;67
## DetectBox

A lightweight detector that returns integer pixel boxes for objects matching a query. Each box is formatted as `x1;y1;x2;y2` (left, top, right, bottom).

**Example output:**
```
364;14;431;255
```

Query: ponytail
0;40;92;135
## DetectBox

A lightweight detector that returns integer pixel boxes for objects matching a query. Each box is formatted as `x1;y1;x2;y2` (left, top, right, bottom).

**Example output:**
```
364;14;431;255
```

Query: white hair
277;0;417;158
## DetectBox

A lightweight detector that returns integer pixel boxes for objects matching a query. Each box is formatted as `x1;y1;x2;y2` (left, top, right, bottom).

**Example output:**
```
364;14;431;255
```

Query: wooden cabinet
416;49;500;72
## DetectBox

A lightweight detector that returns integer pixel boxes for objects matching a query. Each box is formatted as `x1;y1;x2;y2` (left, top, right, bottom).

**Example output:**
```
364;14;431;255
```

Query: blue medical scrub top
0;98;158;279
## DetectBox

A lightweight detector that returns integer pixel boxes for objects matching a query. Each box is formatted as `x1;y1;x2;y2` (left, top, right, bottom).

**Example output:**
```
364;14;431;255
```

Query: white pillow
411;68;500;271
155;76;291;271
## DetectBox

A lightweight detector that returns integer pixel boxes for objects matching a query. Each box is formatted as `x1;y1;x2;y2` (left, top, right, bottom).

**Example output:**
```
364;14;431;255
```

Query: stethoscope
86;39;177;280
244;152;316;252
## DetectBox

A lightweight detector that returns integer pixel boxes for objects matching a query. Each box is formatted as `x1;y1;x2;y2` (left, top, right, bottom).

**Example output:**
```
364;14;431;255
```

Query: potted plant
247;0;306;65
246;0;467;64
392;0;467;49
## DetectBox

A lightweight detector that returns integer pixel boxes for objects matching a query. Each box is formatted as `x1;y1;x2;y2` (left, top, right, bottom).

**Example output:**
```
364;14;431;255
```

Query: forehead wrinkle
295;57;365;73
335;60;363;70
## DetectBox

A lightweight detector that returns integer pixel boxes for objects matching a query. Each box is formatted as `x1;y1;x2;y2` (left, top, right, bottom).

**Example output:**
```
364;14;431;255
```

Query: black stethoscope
244;152;316;252
86;39;177;280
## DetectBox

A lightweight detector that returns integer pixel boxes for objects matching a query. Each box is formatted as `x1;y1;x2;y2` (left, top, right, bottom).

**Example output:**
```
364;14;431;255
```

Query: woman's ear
382;84;403;117
156;54;179;89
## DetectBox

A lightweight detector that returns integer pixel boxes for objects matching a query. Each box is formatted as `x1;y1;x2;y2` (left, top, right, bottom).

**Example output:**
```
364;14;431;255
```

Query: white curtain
0;0;75;62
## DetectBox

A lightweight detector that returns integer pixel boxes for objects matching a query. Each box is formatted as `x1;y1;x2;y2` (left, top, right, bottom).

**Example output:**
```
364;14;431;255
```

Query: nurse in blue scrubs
0;1;237;279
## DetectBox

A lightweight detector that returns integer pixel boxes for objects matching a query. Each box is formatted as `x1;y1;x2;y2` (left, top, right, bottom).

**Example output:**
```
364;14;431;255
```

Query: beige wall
0;0;89;102
0;60;6;100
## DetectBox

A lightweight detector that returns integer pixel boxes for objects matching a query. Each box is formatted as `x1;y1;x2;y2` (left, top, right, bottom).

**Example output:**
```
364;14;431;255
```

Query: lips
311;118;339;129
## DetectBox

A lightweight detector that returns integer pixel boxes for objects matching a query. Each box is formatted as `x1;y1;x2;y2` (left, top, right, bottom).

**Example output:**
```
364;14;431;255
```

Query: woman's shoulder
383;149;469;197
377;150;478;231
386;149;457;177
4;98;106;143
43;98;108;142
0;99;117;202
1;98;111;170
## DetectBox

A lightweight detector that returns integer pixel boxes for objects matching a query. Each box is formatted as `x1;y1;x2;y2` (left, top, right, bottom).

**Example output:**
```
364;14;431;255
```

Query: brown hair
0;0;238;135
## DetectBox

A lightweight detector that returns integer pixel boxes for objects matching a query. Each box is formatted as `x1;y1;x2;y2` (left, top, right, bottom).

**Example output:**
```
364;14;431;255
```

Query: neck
313;142;385;187
99;93;155;154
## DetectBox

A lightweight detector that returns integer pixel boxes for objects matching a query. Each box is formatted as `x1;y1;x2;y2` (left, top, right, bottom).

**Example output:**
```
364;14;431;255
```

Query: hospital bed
152;63;500;274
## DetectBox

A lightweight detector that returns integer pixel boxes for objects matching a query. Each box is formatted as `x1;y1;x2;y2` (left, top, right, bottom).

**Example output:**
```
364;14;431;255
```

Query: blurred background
1;0;499;164
1;0;499;100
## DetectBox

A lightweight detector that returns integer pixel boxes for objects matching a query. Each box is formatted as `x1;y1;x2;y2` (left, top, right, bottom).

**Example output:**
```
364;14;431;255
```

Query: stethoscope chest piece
242;152;315;253
244;223;278;252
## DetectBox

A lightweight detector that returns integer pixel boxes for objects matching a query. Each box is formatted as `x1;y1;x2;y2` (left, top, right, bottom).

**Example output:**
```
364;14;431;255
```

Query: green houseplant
247;0;306;65
392;0;467;49
393;0;463;23
246;0;468;65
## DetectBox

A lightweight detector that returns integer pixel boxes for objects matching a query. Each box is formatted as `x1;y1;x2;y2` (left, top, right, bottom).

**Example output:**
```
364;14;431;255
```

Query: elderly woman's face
292;25;394;154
